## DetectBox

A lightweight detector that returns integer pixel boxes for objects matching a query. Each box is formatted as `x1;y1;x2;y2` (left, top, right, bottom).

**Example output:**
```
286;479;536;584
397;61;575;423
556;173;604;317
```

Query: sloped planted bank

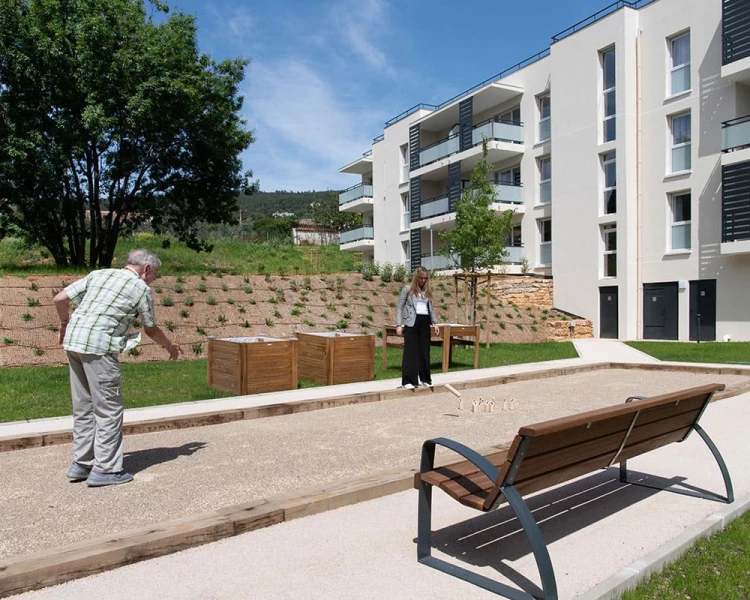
0;273;590;368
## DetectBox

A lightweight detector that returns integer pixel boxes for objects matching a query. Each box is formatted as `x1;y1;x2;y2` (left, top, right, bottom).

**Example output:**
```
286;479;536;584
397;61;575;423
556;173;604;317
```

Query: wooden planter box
296;331;375;385
207;336;298;395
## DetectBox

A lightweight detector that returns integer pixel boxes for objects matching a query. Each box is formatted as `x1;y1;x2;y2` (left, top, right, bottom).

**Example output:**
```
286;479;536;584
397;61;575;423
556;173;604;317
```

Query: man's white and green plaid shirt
63;268;156;355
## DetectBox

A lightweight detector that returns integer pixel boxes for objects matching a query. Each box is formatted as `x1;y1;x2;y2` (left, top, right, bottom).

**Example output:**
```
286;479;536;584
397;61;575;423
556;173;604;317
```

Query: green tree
439;138;514;323
311;192;363;232
0;0;256;267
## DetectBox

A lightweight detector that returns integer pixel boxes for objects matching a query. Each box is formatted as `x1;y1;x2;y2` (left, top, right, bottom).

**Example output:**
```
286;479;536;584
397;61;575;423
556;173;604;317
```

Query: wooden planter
207;336;298;395
296;331;375;385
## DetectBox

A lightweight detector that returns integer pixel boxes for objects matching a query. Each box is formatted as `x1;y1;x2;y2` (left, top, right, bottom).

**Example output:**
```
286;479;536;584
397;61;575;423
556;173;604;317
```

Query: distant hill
237;190;337;220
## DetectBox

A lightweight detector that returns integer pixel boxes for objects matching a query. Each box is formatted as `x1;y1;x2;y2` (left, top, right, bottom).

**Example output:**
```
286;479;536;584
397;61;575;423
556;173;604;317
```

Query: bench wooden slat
517;384;722;438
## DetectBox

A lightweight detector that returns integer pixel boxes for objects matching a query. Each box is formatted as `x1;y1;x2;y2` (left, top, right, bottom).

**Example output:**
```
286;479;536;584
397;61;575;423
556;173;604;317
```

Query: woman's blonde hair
408;266;432;299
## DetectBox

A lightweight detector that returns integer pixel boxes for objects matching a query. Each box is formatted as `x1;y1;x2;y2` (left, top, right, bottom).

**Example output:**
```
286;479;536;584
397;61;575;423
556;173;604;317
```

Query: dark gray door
643;282;678;340
690;280;716;342
599;286;618;339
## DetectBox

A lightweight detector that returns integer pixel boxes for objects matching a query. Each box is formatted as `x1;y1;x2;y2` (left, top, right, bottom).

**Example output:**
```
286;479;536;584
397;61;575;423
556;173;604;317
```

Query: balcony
722;0;750;84
419;195;450;220
539;181;552;205
721;158;750;255
417;120;524;170
722;116;750;153
339;183;373;213
340;226;374;251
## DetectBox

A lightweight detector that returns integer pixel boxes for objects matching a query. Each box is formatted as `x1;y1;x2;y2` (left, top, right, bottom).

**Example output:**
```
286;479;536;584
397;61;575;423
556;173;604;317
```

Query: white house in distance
338;0;750;342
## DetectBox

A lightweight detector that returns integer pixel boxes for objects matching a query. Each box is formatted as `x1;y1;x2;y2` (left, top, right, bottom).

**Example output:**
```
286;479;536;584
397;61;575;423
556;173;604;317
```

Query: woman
395;266;440;389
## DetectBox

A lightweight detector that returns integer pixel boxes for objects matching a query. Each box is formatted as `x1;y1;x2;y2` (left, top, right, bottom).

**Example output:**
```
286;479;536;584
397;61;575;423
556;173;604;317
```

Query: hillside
237;190;334;220
0;273;590;368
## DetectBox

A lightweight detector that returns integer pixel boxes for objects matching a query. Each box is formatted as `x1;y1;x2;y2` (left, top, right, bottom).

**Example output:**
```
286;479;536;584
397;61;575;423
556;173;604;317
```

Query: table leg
382;326;388;372
442;326;450;373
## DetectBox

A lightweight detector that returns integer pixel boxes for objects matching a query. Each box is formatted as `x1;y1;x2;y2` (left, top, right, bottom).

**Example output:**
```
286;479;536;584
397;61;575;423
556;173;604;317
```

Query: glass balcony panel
494;183;523;204
419;136;459;166
339;184;373;205
472;121;523;145
505;246;524;263
722;118;750;152
421;253;452;271
672;144;691;172
402;212;410;230
402;164;410;182
340;226;374;244
671;65;690;95
420;195;449;219
539;181;551;205
539;243;552;265
539;117;551;142
672;223;691;250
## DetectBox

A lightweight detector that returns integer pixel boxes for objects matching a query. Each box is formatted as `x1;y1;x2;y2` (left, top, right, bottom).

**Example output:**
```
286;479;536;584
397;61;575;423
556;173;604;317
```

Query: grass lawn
0;341;577;423
627;341;750;364
621;508;750;600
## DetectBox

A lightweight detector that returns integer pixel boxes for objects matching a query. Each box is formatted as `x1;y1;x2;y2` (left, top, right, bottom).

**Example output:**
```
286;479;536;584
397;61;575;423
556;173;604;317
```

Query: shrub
273;309;281;319
335;319;349;329
192;342;203;355
47;324;59;331
29;281;39;291
180;309;190;318
154;285;162;294
237;305;246;314
393;263;407;282
3;337;16;345
161;295;173;307
303;319;315;327
221;283;229;292
27;297;40;307
226;297;235;305
173;283;183;294
240;320;251;328
184;296;194;306
197;282;207;293
127;347;140;357
22;312;33;321
380;262;393;283
196;326;207;336
265;317;274;326
176;275;185;284
361;262;376;281
206;295;217;306
244;285;253;294
165;320;175;332
291;308;301;317
343;311;352;319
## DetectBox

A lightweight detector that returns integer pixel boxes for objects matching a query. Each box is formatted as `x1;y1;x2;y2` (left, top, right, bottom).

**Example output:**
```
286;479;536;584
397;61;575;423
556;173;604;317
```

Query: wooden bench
414;383;734;600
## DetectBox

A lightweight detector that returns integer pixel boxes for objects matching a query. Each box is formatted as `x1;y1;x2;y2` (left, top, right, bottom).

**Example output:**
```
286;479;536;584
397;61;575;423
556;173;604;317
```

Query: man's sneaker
403;383;416;390
66;463;92;481
421;382;433;388
86;471;134;487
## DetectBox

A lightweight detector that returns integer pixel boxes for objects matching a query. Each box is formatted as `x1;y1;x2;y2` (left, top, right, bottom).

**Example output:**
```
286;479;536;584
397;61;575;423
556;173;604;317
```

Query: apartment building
338;0;750;342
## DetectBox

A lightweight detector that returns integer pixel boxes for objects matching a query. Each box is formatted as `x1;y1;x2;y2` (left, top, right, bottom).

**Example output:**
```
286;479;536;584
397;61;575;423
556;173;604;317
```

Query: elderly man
53;249;181;487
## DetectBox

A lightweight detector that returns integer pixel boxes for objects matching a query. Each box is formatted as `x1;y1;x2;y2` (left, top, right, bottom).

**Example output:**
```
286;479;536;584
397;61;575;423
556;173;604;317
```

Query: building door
643;282;678;340
599;286;619;339
690;280;716;342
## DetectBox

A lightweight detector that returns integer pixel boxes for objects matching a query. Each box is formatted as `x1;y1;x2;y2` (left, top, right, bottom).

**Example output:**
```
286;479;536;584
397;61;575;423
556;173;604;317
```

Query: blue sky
165;0;617;192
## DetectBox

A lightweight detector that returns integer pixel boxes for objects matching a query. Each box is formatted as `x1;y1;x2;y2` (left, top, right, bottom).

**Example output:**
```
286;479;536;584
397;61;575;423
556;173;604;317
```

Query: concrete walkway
3;340;749;599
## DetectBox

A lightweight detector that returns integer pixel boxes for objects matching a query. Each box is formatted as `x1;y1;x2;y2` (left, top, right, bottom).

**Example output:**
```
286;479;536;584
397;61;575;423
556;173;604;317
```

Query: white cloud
329;0;397;77
241;58;388;192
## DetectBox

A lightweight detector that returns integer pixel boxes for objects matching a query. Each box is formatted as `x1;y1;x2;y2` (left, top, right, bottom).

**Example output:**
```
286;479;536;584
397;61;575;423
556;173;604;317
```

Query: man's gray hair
127;249;162;269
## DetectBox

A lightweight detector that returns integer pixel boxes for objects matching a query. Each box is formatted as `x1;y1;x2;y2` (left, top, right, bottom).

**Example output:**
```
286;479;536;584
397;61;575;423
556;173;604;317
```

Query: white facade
339;0;750;342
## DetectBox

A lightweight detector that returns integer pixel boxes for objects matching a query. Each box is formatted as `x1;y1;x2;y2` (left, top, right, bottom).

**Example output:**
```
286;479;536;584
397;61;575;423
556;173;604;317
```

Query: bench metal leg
417;479;558;599
620;424;733;503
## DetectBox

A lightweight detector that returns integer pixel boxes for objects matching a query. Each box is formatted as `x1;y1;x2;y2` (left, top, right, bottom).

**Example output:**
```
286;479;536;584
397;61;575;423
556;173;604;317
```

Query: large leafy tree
439;139;514;323
0;0;256;267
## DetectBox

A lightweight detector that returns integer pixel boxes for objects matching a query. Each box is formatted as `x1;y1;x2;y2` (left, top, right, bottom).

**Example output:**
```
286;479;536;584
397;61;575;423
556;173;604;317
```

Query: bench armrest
419;437;500;484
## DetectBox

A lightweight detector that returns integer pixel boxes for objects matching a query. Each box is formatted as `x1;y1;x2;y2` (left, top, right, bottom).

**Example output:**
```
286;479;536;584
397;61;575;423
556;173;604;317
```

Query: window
400;144;409;183
538;157;551;204
497;105;521;125
601;48;616;142
538;95;551;142
602;225;617;277
496;165;521;186
538;219;552;265
670;32;690;95
602;151;617;214
670;112;691;172
401;192;410;230
505;224;522;247
670;192;691;250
